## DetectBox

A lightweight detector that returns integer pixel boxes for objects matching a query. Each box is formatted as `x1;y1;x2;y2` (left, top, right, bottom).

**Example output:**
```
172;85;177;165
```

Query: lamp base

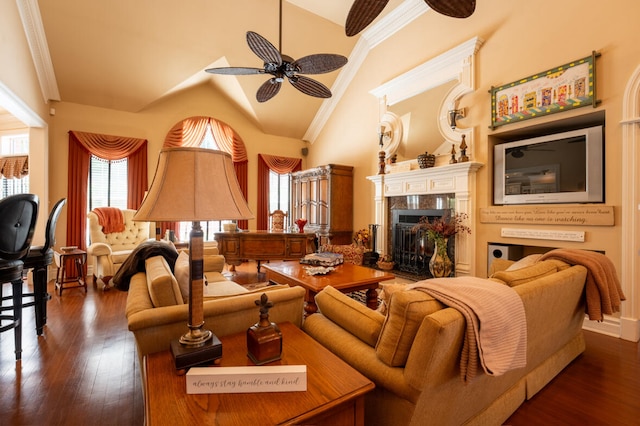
170;334;223;370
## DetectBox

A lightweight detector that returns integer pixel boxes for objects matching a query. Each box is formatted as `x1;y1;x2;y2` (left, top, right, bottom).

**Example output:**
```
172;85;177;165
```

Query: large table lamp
133;147;254;369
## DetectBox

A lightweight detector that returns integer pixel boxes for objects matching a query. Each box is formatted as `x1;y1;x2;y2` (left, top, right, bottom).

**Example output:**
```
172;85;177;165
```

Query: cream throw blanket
407;277;527;383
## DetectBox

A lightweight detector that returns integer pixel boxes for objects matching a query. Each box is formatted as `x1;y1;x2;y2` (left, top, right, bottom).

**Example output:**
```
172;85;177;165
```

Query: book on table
300;252;344;267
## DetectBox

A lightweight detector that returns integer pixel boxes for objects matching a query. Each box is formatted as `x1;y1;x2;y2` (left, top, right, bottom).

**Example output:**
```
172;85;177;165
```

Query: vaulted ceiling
24;0;422;140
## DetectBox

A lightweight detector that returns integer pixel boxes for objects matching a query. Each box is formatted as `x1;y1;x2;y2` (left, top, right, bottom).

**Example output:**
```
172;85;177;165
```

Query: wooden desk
144;322;374;426
262;262;395;316
214;231;315;272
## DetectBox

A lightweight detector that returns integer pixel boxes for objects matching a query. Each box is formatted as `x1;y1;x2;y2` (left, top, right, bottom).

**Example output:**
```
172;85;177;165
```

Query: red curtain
257;154;302;230
161;116;250;232
67;131;148;250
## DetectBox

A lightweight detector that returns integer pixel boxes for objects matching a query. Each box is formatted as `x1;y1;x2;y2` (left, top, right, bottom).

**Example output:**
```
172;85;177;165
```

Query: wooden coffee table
144;322;374;426
262;261;395;316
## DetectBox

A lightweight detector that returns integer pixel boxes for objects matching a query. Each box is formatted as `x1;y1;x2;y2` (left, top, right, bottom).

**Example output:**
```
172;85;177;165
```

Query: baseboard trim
582;315;640;342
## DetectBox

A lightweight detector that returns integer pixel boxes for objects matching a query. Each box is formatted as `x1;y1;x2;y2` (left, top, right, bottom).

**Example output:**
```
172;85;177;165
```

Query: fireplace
367;161;482;277
392;209;453;279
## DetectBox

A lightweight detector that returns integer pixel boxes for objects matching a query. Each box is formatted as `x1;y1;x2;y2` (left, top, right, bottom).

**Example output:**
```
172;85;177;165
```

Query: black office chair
0;193;39;361
20;198;66;335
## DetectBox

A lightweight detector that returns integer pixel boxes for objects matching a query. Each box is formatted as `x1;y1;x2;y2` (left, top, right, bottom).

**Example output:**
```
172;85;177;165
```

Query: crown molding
0;80;47;127
16;0;60;103
369;36;483;105
303;0;428;142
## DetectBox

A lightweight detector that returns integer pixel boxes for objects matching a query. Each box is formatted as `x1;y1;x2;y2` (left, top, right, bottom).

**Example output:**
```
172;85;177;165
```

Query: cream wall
308;1;640;335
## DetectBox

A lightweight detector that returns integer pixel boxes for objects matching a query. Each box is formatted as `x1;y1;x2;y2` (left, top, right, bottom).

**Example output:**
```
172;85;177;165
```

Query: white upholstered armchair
87;208;151;288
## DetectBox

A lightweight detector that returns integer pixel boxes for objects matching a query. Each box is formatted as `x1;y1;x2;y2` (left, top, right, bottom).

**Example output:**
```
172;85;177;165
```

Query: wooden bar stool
54;248;87;296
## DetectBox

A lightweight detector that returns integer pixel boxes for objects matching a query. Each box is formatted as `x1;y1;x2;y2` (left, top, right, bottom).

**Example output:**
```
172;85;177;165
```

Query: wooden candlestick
378;150;386;174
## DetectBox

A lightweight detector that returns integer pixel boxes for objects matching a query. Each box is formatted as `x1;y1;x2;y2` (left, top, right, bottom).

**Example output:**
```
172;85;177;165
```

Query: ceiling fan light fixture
205;1;346;102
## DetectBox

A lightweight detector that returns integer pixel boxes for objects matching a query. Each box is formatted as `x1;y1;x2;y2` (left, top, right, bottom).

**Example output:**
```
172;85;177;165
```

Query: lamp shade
134;147;253;222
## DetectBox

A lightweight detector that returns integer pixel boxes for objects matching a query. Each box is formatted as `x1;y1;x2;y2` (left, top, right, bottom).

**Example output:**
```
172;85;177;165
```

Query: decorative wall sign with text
186;365;307;394
479;205;614;226
490;52;600;129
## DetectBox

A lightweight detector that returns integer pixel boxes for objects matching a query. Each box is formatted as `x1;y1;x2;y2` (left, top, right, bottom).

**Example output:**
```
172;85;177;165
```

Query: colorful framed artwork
490;51;600;129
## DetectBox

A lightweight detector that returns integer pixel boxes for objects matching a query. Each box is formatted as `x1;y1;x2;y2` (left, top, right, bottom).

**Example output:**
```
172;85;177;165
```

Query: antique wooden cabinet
290;164;353;245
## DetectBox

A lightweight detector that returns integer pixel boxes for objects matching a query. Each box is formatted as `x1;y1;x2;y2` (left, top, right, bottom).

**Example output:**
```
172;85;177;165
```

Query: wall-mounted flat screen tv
494;125;604;205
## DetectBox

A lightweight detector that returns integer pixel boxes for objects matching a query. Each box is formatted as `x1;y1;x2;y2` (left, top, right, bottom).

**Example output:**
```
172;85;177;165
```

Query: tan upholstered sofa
303;257;589;425
125;255;305;368
87;208;150;287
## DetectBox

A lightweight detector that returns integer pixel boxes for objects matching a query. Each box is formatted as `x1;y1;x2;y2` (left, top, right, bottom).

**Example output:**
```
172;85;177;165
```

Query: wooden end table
53;249;87;296
144;322;374;425
261;262;395;316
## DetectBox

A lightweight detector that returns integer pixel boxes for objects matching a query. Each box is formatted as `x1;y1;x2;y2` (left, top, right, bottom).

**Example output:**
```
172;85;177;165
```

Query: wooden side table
54;249;87;296
144;322;374;425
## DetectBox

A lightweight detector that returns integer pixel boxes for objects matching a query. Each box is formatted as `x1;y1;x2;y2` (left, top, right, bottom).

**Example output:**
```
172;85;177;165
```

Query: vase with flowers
353;228;370;249
411;212;471;278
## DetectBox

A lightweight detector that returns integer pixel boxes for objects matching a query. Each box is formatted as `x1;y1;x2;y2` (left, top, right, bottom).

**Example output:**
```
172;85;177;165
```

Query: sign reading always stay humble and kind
186;365;307;394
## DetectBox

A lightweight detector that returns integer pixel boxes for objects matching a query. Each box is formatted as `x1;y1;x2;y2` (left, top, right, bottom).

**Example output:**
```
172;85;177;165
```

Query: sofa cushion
506;254;542;271
490;260;558;287
175;251;228;302
376;289;443;367
315;285;385;347
174;251;190;301
145;255;183;307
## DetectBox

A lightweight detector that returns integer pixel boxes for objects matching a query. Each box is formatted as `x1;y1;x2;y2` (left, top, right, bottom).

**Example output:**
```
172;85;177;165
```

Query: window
88;156;128;210
1;133;29;198
269;170;290;222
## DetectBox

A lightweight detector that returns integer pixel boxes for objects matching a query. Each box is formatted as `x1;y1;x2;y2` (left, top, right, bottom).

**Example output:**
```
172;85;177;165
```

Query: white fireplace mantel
367;161;483;276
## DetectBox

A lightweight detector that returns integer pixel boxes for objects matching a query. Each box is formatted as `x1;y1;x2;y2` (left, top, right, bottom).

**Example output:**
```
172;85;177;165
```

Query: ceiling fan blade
345;0;389;37
256;79;282;102
425;0;476;18
289;75;332;99
205;67;263;75
247;31;282;65
293;54;348;75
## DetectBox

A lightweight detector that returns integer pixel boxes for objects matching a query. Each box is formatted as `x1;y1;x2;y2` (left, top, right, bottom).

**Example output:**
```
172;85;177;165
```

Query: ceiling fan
345;0;476;37
205;0;347;102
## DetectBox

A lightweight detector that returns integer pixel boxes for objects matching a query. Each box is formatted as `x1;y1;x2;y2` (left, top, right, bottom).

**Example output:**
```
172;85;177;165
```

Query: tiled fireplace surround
368;161;483;277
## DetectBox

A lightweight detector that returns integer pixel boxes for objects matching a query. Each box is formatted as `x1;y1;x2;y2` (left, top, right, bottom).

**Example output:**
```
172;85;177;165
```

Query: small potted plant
377;254;395;271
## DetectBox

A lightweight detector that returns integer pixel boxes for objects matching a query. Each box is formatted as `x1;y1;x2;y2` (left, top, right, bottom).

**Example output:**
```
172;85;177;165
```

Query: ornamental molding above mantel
367;161;483;197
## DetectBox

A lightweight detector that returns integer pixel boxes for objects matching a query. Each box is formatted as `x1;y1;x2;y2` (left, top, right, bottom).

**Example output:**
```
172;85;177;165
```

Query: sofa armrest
87;242;113;257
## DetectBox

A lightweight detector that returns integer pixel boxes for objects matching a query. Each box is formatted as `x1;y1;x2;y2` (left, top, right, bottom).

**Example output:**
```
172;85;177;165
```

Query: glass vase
429;237;453;278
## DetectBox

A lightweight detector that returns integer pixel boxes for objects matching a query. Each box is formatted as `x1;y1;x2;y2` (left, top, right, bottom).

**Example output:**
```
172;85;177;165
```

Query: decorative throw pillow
376;289;443;367
315;285;385;347
145;255;183;307
505;254;542;271
174;250;190;302
491;260;557;287
377;282;407;315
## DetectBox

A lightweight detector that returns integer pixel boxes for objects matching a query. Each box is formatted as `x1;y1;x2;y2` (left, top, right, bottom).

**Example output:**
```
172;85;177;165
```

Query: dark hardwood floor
1;262;639;425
